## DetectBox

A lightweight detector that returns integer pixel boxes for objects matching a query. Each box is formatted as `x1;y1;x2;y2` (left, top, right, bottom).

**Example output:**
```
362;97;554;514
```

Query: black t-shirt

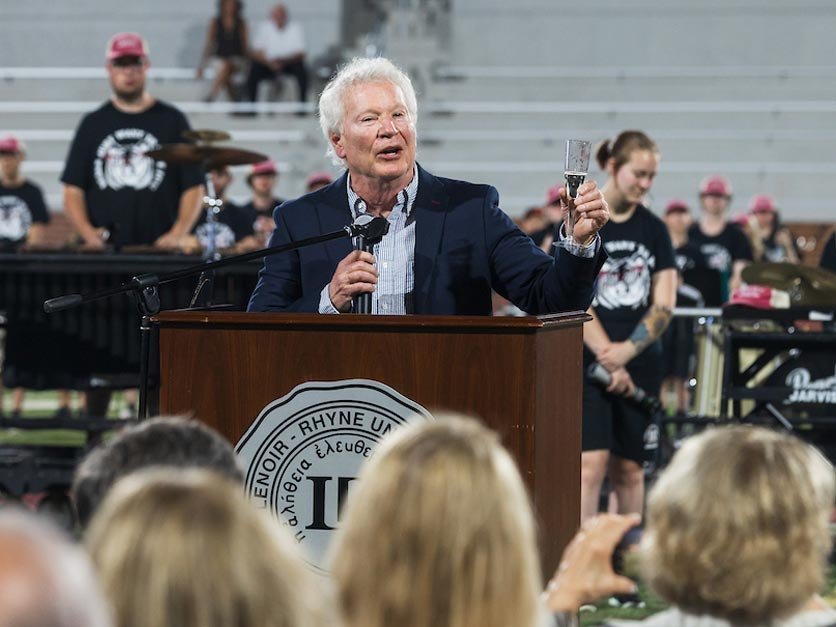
687;222;753;273
240;197;284;221
192;201;254;250
60;100;203;247
674;241;707;273
593;205;676;342
0;180;50;247
821;232;836;273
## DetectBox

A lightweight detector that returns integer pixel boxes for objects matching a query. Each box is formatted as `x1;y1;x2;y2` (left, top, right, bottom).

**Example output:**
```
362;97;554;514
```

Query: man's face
700;194;730;216
251;173;277;195
331;81;416;189
0;152;22;181
211;168;232;196
107;55;147;102
271;5;287;28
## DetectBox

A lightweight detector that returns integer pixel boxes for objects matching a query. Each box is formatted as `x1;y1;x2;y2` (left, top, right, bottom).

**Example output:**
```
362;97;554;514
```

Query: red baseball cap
0;135;24;154
247;160;278;185
106;32;149;61
306;171;333;189
546;184;563;206
699;175;733;198
749;194;776;214
664;199;690;215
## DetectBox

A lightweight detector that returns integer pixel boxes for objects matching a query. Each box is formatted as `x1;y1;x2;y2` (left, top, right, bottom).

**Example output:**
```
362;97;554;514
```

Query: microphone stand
43;217;388;420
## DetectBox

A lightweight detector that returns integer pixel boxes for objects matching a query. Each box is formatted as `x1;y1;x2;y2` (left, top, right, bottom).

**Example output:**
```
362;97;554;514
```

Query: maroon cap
0;135;24;154
664;199;690;215
106;32;149;61
699;175;733;198
306;170;333;189
749;194;776;214
546;184;563;206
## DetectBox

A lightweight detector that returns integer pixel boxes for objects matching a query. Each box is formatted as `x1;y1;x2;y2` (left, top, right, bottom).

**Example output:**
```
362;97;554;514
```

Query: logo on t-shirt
595;241;655;310
93;128;166;191
0;195;33;241
195;221;237;250
700;243;732;273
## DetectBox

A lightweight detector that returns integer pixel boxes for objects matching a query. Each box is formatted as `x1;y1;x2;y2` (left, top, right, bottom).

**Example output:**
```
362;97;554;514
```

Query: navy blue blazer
247;165;606;315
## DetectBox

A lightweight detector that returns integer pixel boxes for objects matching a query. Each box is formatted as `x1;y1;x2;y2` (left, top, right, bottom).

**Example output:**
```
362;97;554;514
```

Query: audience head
0;135;25;182
271;4;288;28
218;0;242;19
0;508;111;627
698;175;733;216
210;166;233;197
305;170;333;192
750;193;778;232
641;426;835;625
86;469;319;627
663;199;692;236
72;416;243;528
248;159;279;194
105;32;150;103
595;130;659;208
329;414;542;627
318;57;418;168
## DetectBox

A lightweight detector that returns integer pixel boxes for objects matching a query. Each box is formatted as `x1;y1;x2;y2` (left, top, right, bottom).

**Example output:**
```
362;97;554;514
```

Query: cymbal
146;144;267;168
182;129;231;143
743;262;836;306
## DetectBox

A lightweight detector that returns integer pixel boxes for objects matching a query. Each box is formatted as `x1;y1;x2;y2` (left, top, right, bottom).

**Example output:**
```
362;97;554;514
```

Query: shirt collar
347;168;419;218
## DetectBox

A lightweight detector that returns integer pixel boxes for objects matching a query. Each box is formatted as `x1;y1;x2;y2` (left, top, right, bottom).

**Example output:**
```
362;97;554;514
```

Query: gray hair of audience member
641;426;835;625
72;416;243;528
318;56;418;167
86;469;321;627
0;508;112;627
328;414;542;627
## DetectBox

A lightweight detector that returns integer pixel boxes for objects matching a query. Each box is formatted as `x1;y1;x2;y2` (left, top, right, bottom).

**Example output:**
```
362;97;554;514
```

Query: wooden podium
153;310;588;573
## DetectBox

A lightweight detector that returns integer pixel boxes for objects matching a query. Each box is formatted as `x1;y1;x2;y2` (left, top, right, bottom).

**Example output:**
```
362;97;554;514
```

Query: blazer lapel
315;171;353;266
413;165;449;313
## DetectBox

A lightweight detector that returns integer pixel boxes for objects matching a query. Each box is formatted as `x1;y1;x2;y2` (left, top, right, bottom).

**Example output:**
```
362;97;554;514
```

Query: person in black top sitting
196;0;249;102
240;159;283;247
749;194;800;264
0;135;49;251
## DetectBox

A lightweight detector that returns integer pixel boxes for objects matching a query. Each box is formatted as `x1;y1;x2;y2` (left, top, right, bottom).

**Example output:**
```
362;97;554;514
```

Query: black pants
246;59;308;103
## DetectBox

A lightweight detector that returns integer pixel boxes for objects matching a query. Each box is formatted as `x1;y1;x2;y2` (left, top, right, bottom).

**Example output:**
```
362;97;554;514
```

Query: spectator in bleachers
0;509;111;627
62;32;203;251
240;159;283;247
72;416;243;528
86;469;321;627
749;194;800;263
0;135;49;250
185;166;259;253
821;228;836;273
329;414;639;627
580;131;677;523
632;426;836;626
245;4;309;108
305;170;333;193
529;184;565;250
196;0;249;103
688;176;753;304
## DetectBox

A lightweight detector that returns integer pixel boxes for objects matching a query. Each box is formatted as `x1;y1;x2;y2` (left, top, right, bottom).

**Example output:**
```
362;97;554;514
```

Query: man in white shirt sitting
245;3;308;107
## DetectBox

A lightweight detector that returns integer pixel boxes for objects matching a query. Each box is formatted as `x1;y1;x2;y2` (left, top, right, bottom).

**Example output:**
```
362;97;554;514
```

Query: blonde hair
86;469;320;627
328;414;542;627
318;56;418;167
641;426;835;625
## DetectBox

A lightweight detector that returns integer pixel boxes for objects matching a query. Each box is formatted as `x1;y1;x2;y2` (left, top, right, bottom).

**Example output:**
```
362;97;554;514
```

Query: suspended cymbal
182;129;231;143
146;144;267;169
742;262;836;306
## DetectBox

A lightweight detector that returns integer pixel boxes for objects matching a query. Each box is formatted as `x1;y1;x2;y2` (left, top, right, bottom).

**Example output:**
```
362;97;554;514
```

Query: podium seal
236;379;433;572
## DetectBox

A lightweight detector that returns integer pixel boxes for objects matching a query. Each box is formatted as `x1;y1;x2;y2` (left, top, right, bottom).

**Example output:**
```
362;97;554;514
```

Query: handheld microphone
586;362;661;413
350;215;389;314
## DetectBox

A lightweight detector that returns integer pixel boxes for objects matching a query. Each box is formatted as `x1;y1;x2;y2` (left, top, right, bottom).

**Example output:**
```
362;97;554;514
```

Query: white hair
0;509;112;627
318;57;418;167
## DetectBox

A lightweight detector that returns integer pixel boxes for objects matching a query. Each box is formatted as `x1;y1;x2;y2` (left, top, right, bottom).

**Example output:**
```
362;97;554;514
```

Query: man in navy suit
248;57;609;315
